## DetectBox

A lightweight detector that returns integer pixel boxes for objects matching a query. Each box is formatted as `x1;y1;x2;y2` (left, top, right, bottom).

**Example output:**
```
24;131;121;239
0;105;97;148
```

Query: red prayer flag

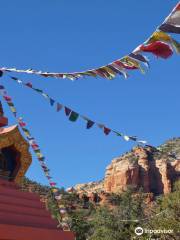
19;121;26;127
176;3;180;11
31;143;39;149
94;69;107;78
50;182;56;186
140;41;173;59
104;127;111;135
64;107;72;116
3;95;12;101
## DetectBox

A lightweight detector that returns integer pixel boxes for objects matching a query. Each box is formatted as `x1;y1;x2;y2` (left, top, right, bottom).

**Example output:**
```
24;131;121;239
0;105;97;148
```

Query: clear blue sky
0;0;179;188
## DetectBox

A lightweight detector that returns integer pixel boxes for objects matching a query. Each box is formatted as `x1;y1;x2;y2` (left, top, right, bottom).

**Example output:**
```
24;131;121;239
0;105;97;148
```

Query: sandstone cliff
74;138;180;195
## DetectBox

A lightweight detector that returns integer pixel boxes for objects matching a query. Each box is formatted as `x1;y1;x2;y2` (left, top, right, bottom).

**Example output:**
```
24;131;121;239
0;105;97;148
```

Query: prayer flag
124;135;130;141
86;120;95;129
64;107;72;116
129;53;149;65
19;121;26;127
113;131;123;137
159;3;180;33
55;195;63;200
3;96;12;101
140;41;173;59
147;31;180;54
129;136;138;141
104;127;111;135
57;102;63;112
50;182;57;187
26;82;33;88
69;111;79;122
50;98;55;106
159;23;180;34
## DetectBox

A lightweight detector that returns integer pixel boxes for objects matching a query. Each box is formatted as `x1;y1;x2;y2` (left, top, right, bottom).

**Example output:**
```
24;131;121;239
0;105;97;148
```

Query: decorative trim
0;125;32;183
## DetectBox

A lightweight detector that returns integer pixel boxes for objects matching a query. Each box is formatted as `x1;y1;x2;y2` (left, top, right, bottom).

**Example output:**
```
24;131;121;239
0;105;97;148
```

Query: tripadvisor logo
135;227;144;236
135;226;174;236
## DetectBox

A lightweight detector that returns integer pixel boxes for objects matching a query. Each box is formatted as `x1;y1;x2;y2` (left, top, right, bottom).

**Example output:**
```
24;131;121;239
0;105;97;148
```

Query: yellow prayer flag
103;66;116;78
52;188;58;193
121;56;140;68
148;31;171;43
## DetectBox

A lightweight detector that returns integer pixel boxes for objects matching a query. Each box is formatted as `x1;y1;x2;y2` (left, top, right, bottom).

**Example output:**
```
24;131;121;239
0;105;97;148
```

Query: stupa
0;101;74;240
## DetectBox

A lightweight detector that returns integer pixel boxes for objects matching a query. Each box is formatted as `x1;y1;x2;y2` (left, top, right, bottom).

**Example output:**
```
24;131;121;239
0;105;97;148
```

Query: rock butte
74;141;180;198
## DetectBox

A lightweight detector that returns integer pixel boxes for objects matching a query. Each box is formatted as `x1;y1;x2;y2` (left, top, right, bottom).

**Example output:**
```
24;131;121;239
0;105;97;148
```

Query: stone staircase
0;179;74;240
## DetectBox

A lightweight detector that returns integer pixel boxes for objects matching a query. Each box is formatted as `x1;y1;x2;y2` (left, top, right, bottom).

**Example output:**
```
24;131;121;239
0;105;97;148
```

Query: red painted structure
0;105;74;240
0;179;74;239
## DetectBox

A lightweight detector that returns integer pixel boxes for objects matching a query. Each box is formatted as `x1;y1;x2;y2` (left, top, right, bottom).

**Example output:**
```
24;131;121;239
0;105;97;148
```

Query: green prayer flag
113;130;123;137
69;111;79;122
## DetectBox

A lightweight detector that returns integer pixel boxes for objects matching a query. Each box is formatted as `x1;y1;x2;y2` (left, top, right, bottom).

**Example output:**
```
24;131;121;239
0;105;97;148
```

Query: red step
0;178;19;188
0;194;44;209
0;202;50;218
0;211;58;229
0;185;41;201
0;179;75;239
0;224;75;240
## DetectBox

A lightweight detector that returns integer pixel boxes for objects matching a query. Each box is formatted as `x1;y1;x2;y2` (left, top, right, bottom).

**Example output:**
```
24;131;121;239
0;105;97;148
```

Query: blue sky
0;0;179;188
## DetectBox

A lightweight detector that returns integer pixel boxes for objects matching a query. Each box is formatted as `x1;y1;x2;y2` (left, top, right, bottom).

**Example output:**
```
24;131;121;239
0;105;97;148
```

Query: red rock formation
74;139;180;198
104;146;180;195
104;157;140;193
135;147;150;192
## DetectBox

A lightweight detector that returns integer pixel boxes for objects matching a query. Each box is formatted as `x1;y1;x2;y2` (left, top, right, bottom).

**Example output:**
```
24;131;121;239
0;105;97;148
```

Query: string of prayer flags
0;84;70;231
0;87;17;116
0;2;179;81
159;3;180;34
8;75;148;145
108;62;128;78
